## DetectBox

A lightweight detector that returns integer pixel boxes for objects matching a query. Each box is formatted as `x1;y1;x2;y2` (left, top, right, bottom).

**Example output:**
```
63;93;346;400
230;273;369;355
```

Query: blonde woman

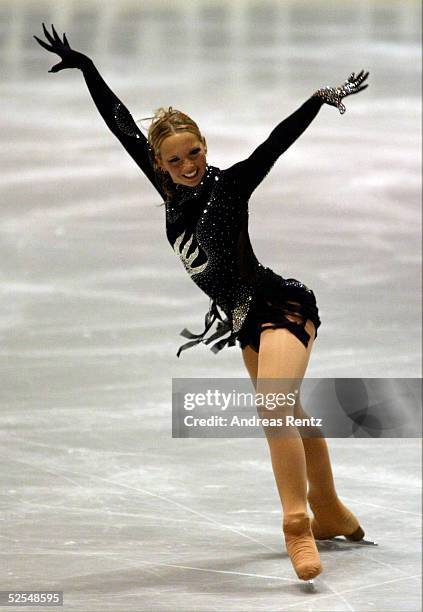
35;24;369;583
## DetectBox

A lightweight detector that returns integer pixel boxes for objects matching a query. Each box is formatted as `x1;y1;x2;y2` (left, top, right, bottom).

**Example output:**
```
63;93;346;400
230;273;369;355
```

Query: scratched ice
0;1;421;611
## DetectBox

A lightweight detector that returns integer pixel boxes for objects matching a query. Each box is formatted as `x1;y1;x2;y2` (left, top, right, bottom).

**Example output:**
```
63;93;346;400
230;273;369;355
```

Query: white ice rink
0;1;421;610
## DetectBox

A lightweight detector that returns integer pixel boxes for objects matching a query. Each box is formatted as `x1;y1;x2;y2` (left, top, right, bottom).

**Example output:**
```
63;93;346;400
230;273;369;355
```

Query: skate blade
332;536;378;546
302;579;317;593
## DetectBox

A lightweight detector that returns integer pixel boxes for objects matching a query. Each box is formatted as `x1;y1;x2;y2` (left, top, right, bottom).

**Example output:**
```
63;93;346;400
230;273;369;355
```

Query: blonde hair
148;106;206;161
142;107;206;201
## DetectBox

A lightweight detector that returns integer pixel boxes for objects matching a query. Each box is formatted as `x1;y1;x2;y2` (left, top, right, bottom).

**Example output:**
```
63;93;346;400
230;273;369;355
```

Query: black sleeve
80;59;166;199
223;96;323;197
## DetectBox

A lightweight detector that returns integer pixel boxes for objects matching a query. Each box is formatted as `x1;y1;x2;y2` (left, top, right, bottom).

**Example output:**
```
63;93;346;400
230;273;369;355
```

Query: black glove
313;70;369;114
33;23;90;72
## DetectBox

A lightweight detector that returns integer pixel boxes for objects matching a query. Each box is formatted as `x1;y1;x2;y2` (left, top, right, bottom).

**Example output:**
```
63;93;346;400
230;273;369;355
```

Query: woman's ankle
283;511;311;534
307;492;338;508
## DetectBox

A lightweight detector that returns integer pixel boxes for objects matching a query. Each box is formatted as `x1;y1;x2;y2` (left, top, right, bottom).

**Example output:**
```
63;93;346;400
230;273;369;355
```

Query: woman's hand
313;70;370;114
33;23;90;72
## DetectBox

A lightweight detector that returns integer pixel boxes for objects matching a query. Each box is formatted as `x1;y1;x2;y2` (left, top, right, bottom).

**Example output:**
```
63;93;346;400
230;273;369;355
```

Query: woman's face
157;132;207;187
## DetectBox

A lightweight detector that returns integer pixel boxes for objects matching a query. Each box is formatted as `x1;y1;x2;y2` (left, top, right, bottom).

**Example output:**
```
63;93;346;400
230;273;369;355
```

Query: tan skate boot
283;512;323;580
309;495;364;541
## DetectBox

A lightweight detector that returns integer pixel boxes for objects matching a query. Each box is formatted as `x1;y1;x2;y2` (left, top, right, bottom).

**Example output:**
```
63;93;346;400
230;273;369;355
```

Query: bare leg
244;318;321;580
243;346;364;542
256;320;315;517
293;400;337;504
243;347;336;504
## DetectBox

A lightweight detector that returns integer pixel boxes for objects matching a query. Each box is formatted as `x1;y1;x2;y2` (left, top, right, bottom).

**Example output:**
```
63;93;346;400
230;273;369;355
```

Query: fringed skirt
176;268;321;357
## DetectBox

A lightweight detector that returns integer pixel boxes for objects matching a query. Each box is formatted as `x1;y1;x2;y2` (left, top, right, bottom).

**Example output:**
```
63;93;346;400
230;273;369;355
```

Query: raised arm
34;24;165;199
225;71;369;197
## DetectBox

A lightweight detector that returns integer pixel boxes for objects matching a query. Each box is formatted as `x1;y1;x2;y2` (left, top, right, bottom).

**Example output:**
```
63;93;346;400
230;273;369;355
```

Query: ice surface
0;1;421;610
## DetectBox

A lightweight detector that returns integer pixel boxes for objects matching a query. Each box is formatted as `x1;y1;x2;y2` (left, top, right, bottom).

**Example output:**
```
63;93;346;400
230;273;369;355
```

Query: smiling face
156;132;207;188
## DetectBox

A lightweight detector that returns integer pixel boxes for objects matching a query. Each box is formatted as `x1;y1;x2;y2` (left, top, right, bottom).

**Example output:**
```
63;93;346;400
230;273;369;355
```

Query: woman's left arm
225;71;369;196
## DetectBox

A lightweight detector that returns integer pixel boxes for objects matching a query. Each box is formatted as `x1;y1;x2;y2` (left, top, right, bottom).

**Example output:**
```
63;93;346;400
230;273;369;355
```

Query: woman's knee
255;382;299;424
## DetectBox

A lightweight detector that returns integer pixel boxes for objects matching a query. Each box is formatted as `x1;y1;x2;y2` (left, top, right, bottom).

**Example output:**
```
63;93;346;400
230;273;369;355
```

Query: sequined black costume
81;60;324;356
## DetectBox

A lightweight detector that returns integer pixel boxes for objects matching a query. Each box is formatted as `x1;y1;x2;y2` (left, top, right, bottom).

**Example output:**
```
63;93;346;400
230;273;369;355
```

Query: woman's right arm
34;24;166;199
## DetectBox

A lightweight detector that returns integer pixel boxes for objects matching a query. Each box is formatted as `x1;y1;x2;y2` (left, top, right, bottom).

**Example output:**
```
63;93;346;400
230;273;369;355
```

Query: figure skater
34;24;370;583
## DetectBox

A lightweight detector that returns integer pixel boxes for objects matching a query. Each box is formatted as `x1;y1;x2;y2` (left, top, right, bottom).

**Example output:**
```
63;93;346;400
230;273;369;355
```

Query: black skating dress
80;59;323;356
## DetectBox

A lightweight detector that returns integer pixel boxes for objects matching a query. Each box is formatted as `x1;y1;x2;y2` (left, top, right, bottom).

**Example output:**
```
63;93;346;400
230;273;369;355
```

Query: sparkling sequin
113;102;141;138
284;278;312;293
173;230;208;277
313;87;346;114
312;72;367;115
232;295;252;333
